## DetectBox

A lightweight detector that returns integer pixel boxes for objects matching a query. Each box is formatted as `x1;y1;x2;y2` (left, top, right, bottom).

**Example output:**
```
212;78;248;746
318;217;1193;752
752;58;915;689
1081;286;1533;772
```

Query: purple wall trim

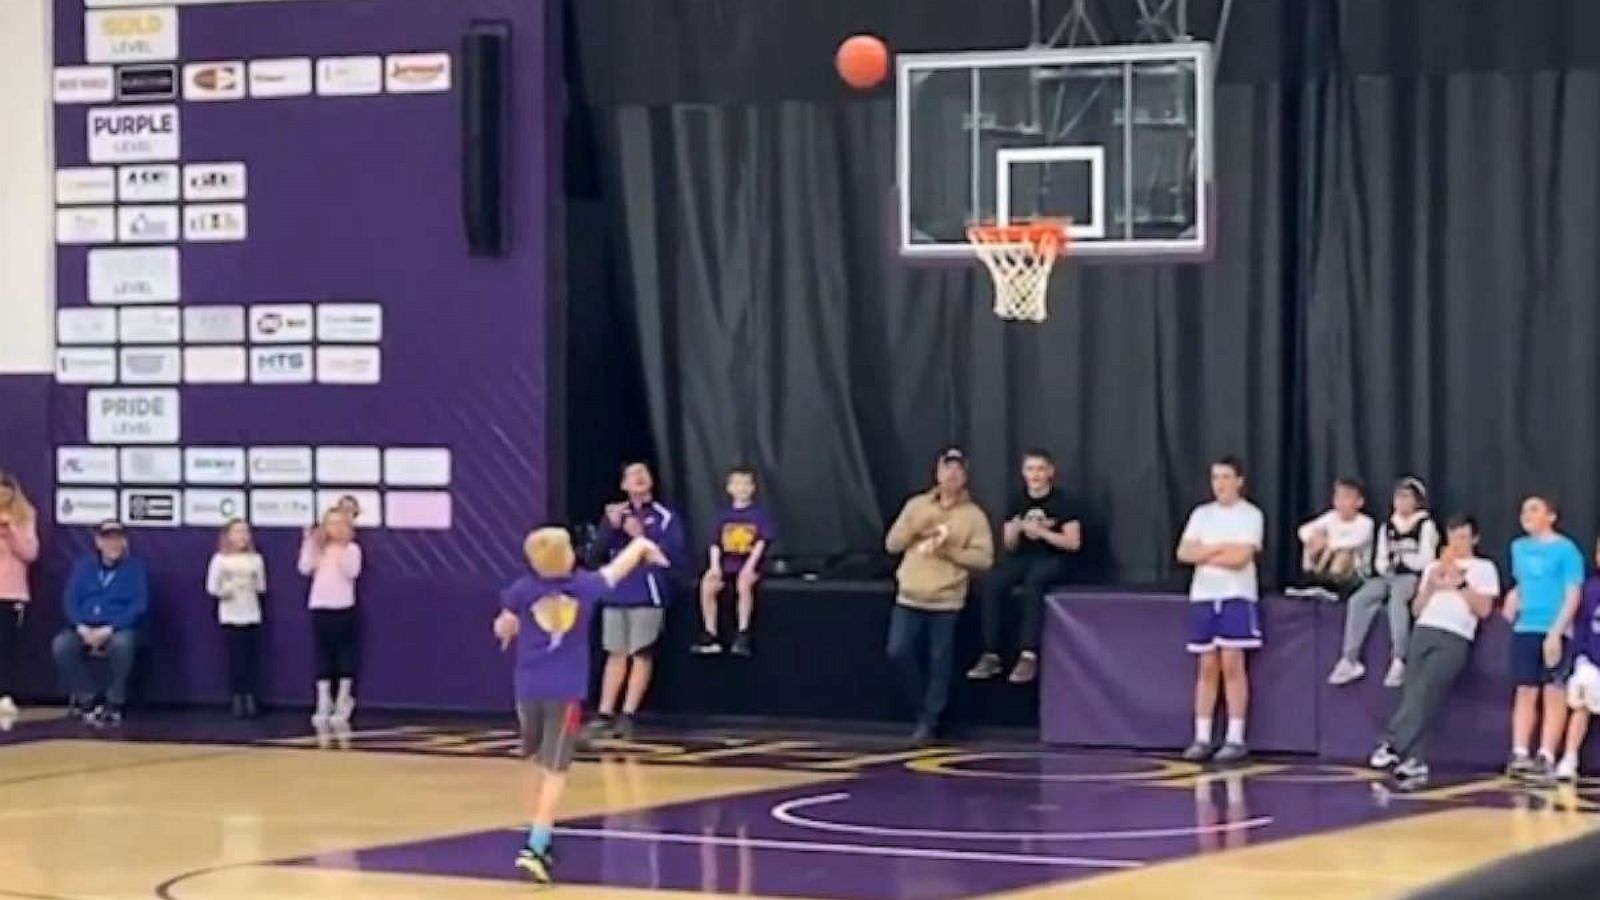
38;0;558;711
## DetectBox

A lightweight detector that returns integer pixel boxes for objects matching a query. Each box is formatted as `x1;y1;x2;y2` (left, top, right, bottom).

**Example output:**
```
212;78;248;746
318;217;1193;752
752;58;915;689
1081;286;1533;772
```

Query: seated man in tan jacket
884;447;995;743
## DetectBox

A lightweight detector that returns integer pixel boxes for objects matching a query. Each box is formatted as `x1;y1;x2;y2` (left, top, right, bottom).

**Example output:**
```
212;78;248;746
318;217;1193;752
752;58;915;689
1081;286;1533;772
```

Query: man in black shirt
968;449;1083;684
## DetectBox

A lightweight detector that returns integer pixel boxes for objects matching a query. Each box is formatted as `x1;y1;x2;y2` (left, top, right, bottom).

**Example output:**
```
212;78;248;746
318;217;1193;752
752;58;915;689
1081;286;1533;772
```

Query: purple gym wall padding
30;0;557;711
1043;591;1600;770
1040;592;1320;754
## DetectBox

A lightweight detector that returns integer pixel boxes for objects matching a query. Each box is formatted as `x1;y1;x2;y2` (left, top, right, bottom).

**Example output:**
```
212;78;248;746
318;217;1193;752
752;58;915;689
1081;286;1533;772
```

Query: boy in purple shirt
1557;537;1600;781
693;465;776;657
588;462;685;739
492;527;669;884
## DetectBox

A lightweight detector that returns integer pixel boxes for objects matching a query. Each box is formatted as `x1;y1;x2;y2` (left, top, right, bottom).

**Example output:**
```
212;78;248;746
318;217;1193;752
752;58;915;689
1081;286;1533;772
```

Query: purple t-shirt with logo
500;570;611;702
715;504;775;574
1574;575;1600;662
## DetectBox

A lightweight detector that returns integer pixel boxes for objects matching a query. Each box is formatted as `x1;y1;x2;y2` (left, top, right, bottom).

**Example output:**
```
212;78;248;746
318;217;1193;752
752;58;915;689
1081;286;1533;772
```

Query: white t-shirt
1181;500;1264;601
207;551;266;626
1297;510;1375;551
1415;557;1499;641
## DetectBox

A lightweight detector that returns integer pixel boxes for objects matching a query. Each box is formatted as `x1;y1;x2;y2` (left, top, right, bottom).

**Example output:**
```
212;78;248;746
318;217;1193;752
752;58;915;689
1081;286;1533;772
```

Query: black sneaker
1181;741;1217;762
1507;753;1538;779
690;633;723;656
1393;757;1430;783
730;631;753;657
613;714;636;740
67;696;94;720
910;722;936;746
581;715;615;742
87;705;123;728
514;846;554;884
1213;742;1250;764
966;653;1004;680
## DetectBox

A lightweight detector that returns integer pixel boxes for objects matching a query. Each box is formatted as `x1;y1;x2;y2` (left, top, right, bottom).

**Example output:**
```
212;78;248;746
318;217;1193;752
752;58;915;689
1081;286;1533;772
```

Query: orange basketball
836;34;890;90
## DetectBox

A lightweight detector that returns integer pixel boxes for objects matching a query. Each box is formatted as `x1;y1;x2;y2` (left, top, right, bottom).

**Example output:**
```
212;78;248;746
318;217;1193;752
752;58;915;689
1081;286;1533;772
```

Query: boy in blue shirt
491;527;670;884
1504;495;1585;781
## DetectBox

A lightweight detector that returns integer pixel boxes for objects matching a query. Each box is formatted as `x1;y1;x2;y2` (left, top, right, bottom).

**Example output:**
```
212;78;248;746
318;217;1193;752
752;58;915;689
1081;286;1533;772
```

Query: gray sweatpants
1341;574;1418;662
1383;626;1471;759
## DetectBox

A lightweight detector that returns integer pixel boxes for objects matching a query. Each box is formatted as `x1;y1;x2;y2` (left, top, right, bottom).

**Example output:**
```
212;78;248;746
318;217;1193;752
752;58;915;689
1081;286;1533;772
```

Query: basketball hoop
967;220;1070;323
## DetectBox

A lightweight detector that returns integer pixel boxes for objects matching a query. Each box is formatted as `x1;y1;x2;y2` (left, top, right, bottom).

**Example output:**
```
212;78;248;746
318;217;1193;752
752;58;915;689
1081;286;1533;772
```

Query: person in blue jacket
51;520;149;726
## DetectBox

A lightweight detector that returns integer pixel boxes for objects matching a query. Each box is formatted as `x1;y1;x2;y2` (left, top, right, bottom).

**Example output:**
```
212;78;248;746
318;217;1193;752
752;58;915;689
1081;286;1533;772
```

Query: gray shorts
602;606;665;655
517;700;581;771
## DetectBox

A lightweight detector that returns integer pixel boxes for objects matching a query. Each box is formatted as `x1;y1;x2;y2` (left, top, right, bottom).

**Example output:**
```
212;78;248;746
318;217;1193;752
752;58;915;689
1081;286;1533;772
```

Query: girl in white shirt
206;519;266;718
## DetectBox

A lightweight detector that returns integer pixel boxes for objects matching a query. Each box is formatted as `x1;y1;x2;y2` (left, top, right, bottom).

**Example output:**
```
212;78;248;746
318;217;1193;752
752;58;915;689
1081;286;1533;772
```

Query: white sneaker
1328;658;1366;686
330;695;356;725
1384;659;1406;688
1557;756;1580;782
0;696;17;717
311;697;334;726
1369;743;1400;769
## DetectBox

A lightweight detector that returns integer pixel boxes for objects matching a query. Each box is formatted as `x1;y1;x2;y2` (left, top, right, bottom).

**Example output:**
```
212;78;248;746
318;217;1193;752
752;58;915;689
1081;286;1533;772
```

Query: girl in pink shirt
298;507;363;725
0;473;40;719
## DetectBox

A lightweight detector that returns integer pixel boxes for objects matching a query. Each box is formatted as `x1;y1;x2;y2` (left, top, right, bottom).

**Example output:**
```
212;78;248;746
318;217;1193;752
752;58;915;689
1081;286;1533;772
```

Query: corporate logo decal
184;61;246;101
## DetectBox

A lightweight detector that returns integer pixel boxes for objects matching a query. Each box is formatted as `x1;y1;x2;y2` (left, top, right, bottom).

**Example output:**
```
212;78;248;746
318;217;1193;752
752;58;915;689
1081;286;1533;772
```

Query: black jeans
311;609;359;681
0;600;23;698
982;554;1072;654
223;624;260;695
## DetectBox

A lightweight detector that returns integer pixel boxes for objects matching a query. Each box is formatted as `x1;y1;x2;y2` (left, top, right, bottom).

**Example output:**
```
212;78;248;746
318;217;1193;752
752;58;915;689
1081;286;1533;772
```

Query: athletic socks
1194;717;1213;744
1225;719;1246;745
526;826;553;853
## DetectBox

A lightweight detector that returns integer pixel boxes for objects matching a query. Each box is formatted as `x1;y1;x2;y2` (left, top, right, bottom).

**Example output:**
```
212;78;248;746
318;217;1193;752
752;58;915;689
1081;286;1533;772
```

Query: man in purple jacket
587;462;685;738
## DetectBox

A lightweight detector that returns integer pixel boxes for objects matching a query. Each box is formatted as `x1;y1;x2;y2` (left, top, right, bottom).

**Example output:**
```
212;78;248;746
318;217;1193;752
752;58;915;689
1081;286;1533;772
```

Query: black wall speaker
462;21;512;257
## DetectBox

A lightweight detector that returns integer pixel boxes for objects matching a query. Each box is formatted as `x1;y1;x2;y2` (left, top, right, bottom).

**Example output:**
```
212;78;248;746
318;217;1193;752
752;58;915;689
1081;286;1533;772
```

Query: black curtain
564;0;1600;584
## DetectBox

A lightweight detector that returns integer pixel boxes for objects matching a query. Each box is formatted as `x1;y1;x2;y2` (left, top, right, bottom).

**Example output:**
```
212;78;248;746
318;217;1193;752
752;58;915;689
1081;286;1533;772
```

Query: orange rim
966;221;1070;257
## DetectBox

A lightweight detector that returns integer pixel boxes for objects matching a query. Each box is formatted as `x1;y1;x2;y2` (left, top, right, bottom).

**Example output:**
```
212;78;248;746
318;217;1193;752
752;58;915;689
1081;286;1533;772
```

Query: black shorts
517;700;582;772
1510;633;1572;687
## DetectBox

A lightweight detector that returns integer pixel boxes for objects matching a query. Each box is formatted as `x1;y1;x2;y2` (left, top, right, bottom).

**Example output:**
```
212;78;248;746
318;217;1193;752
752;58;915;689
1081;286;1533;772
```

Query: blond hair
0;473;35;524
217;518;253;553
524;528;576;578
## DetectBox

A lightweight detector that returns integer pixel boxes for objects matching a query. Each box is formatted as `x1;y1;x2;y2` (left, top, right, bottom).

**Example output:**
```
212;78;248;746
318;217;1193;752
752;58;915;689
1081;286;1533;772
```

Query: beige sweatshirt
885;489;994;611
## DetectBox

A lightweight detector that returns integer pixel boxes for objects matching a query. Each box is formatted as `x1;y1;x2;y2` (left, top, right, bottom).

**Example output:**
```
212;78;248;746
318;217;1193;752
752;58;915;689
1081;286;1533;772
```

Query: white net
968;223;1067;323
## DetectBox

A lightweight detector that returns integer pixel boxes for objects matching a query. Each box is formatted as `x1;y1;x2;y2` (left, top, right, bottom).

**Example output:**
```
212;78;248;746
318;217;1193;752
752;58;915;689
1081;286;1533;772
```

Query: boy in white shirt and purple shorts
1176;456;1265;764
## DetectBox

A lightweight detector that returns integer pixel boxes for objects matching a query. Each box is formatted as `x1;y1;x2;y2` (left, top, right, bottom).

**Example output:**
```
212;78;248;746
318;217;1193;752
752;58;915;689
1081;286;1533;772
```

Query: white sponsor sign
182;346;247;383
385;52;451;93
250;489;315;527
385;491;453;530
117;204;180;243
183;61;245;101
184;203;247;242
55;207;116;244
118;164;179;201
56;167;117;205
184;305;246;343
58;308;119;345
89;247;179;304
88;387;180;444
88;105;180;163
315;489;383;527
250;346;312;383
185;489;246;526
383;447;452;487
85;7;178;64
315;447;381;485
58;447;120;485
55;66;115;104
184;447;246;485
55;347;118;384
183;163;247;201
90;0;353;5
248;304;313;343
316;303;382;342
57;488;119;525
316;56;382;96
248;57;312;98
119;346;181;383
119;446;181;483
315;346;381;385
122;488;181;527
119;305;181;343
248;446;313;484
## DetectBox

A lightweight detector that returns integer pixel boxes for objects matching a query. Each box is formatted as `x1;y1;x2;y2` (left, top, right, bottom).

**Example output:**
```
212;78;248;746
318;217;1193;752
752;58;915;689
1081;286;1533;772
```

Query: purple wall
31;0;557;711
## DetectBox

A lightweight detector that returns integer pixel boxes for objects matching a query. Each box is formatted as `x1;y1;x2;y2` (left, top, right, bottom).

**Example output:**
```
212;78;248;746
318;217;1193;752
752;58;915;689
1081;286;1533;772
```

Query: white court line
551;825;1139;869
771;792;1274;842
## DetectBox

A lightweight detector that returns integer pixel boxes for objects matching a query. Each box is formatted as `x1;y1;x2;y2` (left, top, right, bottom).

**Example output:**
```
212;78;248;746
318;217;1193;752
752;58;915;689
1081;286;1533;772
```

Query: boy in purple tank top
491;528;669;885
